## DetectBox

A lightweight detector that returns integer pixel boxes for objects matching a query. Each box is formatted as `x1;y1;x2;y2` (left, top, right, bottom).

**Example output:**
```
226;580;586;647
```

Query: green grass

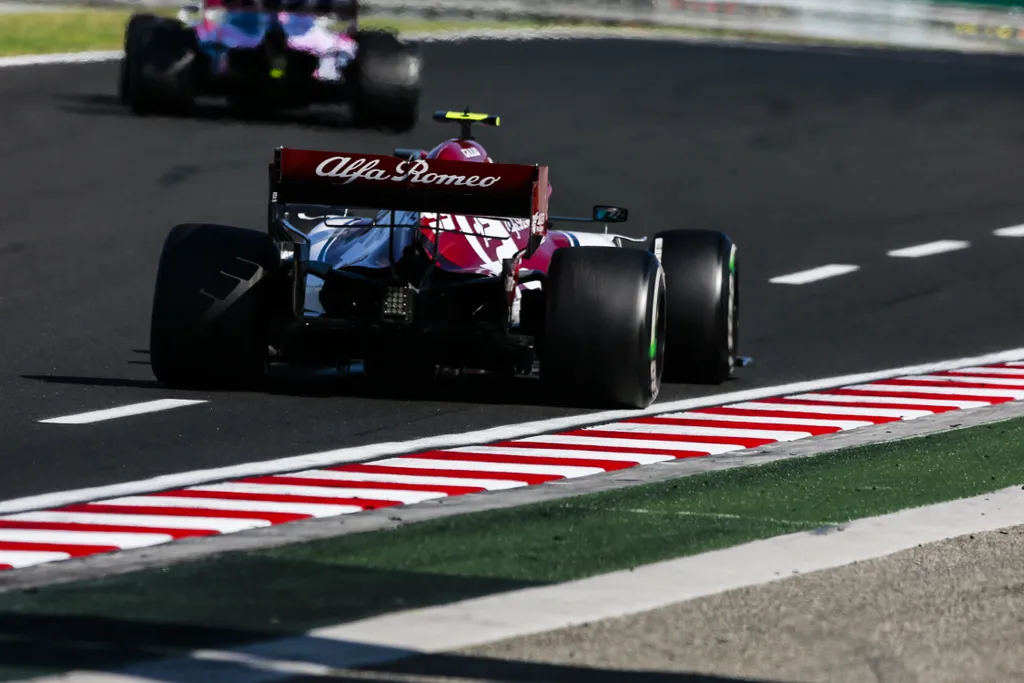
0;9;143;56
0;414;1023;680
0;7;911;59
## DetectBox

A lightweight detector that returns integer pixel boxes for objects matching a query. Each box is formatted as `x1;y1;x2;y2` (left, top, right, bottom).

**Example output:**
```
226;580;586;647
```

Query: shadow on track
22;349;741;409
53;92;366;132
22;362;741;410
17;371;634;409
0;611;769;682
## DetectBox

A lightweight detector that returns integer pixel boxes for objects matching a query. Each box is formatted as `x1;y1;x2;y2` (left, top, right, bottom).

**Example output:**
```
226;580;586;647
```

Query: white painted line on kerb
6;345;1024;516
768;264;859;285
994;225;1024;237
887;240;970;258
38;399;207;425
38;486;1024;683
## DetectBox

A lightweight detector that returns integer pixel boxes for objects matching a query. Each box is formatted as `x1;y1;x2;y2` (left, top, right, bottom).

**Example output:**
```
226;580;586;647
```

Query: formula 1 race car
118;0;421;130
149;110;740;408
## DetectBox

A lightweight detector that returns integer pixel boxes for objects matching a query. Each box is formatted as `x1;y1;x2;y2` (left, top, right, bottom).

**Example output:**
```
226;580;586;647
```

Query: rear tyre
119;13;158;104
150;223;277;390
347;30;421;132
541;247;666;409
122;15;198;115
651;229;737;384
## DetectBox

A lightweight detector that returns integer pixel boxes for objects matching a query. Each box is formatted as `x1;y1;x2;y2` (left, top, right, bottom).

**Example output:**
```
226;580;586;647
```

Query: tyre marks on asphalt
6;360;1024;572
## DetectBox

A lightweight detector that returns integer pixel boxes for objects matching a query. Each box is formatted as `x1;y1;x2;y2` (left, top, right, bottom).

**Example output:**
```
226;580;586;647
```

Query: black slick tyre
119;13;158;105
651;229;738;384
347;30;421;132
122;15;198;115
541;246;666;409
150;223;277;390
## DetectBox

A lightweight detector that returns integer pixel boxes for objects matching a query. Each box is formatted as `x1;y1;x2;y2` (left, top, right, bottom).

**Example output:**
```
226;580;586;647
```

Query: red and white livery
149;110;743;408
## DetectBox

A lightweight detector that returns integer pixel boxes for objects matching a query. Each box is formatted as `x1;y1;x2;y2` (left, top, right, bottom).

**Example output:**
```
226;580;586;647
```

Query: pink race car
118;0;421;130
148;111;741;408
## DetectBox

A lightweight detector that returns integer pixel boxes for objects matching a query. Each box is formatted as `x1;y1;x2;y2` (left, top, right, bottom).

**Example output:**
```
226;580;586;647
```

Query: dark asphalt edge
3;398;1023;594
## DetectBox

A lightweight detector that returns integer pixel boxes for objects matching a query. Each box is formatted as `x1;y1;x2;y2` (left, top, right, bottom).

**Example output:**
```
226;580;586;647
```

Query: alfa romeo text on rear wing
269;147;550;233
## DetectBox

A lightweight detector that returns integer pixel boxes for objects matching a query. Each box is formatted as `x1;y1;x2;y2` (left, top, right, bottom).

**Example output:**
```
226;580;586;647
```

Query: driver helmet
425;139;553;198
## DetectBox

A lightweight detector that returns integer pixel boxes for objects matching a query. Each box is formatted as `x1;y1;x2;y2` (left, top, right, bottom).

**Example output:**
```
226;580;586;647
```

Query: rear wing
204;0;356;16
270;147;549;229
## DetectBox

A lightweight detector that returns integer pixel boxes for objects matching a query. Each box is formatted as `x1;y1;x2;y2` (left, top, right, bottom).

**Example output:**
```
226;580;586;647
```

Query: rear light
382;286;413;323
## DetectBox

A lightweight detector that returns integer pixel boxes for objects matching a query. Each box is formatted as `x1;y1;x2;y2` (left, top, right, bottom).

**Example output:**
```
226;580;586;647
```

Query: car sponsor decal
314;157;503;188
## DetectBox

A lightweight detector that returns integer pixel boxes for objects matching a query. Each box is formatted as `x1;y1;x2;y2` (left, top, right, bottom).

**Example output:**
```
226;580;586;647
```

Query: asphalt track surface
4;37;1024;502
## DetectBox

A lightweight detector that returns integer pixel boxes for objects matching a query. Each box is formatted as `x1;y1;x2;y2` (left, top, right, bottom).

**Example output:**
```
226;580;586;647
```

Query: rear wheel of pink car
347;30;421;132
121;15;197;115
119;14;157;105
150;224;277;390
541;246;666;409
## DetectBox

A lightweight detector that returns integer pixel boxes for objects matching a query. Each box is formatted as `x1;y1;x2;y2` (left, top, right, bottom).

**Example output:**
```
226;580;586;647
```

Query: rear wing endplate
270;147;549;229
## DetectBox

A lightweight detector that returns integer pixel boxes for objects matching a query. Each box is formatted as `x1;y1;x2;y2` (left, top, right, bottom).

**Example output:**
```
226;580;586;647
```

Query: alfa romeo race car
118;0;421;130
149;110;741;408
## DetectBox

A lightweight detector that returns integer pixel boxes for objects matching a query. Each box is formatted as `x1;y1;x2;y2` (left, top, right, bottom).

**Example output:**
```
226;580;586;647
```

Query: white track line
843;382;1024;398
768;264;859;284
95;496;363;517
951;367;1024;376
667;411;873;429
0;528;172;549
449;446;675;465
514;433;742;454
6;345;1024;516
188;482;445;505
993;225;1024;237
271;469;527;491
42;486;1024;683
585;421;811;441
728;401;933;419
4;511;270;533
0;49;122;69
39;399;208;425
0;550;70;568
886;239;970;258
903;373;1024;386
787;392;990;409
369;457;606;478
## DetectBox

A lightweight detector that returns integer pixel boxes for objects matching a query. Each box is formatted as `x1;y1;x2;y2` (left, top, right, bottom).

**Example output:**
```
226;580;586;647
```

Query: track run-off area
3;28;1024;683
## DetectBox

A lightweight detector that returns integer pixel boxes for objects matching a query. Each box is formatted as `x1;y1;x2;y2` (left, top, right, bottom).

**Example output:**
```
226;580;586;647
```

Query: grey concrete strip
3;399;1024;595
455;523;1024;683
